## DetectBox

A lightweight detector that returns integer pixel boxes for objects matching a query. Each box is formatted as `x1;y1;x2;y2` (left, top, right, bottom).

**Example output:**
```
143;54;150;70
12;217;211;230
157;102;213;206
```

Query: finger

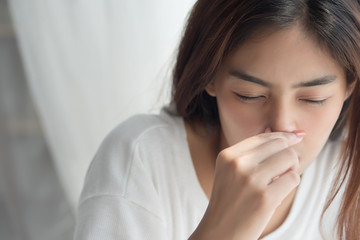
255;147;299;186
243;137;301;166
267;170;300;206
226;131;305;158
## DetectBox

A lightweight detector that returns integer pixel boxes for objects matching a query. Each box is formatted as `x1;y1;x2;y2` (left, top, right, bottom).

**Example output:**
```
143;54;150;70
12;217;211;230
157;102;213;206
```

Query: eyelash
301;99;328;105
235;94;265;102
235;93;328;105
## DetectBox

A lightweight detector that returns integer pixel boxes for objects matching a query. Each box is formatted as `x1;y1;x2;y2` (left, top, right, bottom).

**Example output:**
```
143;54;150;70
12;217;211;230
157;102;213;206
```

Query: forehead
224;25;345;84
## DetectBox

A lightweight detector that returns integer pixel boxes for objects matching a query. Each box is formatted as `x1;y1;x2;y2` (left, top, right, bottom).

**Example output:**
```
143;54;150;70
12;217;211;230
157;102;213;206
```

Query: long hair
172;0;360;239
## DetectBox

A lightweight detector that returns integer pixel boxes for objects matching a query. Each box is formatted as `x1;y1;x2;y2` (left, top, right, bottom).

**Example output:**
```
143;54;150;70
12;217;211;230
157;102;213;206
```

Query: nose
266;99;297;133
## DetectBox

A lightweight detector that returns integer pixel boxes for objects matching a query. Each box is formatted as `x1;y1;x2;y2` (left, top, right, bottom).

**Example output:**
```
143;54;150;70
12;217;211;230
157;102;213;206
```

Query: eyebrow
229;70;337;88
229;71;271;87
292;75;337;88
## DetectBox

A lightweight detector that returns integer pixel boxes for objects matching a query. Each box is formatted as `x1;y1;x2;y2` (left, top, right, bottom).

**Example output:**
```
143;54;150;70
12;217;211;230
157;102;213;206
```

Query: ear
345;80;357;100
205;81;216;97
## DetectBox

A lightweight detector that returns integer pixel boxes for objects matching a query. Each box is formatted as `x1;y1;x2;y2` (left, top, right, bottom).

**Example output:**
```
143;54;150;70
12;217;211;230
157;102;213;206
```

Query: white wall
9;0;196;213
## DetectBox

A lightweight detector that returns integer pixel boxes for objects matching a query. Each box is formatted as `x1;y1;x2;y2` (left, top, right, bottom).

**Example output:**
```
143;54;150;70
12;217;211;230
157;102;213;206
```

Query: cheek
297;100;345;172
301;99;344;139
217;96;266;145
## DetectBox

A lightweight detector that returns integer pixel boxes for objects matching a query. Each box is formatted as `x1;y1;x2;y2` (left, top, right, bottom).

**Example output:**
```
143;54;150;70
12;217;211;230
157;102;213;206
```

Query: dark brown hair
172;0;360;239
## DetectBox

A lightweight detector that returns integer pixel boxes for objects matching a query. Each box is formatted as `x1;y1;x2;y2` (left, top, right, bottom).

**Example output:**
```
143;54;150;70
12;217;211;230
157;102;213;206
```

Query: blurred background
0;0;195;239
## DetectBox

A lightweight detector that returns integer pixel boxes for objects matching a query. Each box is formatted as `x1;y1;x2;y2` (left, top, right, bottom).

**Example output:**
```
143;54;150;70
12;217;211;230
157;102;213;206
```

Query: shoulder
106;107;183;148
79;108;185;201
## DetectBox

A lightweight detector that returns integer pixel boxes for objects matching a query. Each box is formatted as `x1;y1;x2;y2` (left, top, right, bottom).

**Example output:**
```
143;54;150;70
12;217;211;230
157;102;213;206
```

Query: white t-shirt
74;107;345;240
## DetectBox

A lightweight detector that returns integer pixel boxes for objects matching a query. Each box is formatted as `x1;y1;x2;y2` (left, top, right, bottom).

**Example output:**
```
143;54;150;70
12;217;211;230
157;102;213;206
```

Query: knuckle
228;157;241;171
254;187;271;209
219;152;246;172
273;137;288;148
217;149;231;161
288;171;301;185
233;156;248;173
217;150;250;174
283;148;299;170
245;173;265;194
284;147;298;160
244;172;257;187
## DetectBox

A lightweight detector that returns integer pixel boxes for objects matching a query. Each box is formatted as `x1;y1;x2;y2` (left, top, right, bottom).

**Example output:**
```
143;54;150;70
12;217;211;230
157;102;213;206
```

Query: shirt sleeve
73;119;168;240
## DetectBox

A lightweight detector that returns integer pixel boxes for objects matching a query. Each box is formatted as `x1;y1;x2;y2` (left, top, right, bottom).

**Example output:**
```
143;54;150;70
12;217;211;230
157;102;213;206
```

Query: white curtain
9;0;196;210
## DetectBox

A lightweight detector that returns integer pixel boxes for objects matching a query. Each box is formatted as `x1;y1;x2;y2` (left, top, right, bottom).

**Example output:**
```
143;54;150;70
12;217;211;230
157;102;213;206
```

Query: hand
189;131;305;240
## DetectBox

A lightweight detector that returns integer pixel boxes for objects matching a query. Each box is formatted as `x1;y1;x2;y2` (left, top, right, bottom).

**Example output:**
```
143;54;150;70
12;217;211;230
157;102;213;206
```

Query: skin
188;25;353;239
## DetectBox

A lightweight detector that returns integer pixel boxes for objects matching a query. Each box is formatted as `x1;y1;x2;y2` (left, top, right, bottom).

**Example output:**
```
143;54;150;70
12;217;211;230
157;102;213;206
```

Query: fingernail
293;130;306;138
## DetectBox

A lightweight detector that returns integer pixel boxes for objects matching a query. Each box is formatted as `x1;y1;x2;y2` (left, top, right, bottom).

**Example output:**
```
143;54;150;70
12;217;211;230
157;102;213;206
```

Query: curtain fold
9;0;195;210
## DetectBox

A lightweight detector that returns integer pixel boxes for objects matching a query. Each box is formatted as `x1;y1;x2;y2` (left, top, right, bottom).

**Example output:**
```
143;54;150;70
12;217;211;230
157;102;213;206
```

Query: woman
74;0;360;239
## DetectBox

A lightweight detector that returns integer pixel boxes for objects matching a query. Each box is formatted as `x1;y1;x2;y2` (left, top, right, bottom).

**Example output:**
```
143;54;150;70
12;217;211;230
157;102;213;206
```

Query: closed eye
234;93;266;102
301;98;328;105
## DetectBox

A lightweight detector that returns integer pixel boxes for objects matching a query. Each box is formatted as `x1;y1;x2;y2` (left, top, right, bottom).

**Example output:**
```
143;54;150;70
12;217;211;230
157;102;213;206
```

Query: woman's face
206;25;352;174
